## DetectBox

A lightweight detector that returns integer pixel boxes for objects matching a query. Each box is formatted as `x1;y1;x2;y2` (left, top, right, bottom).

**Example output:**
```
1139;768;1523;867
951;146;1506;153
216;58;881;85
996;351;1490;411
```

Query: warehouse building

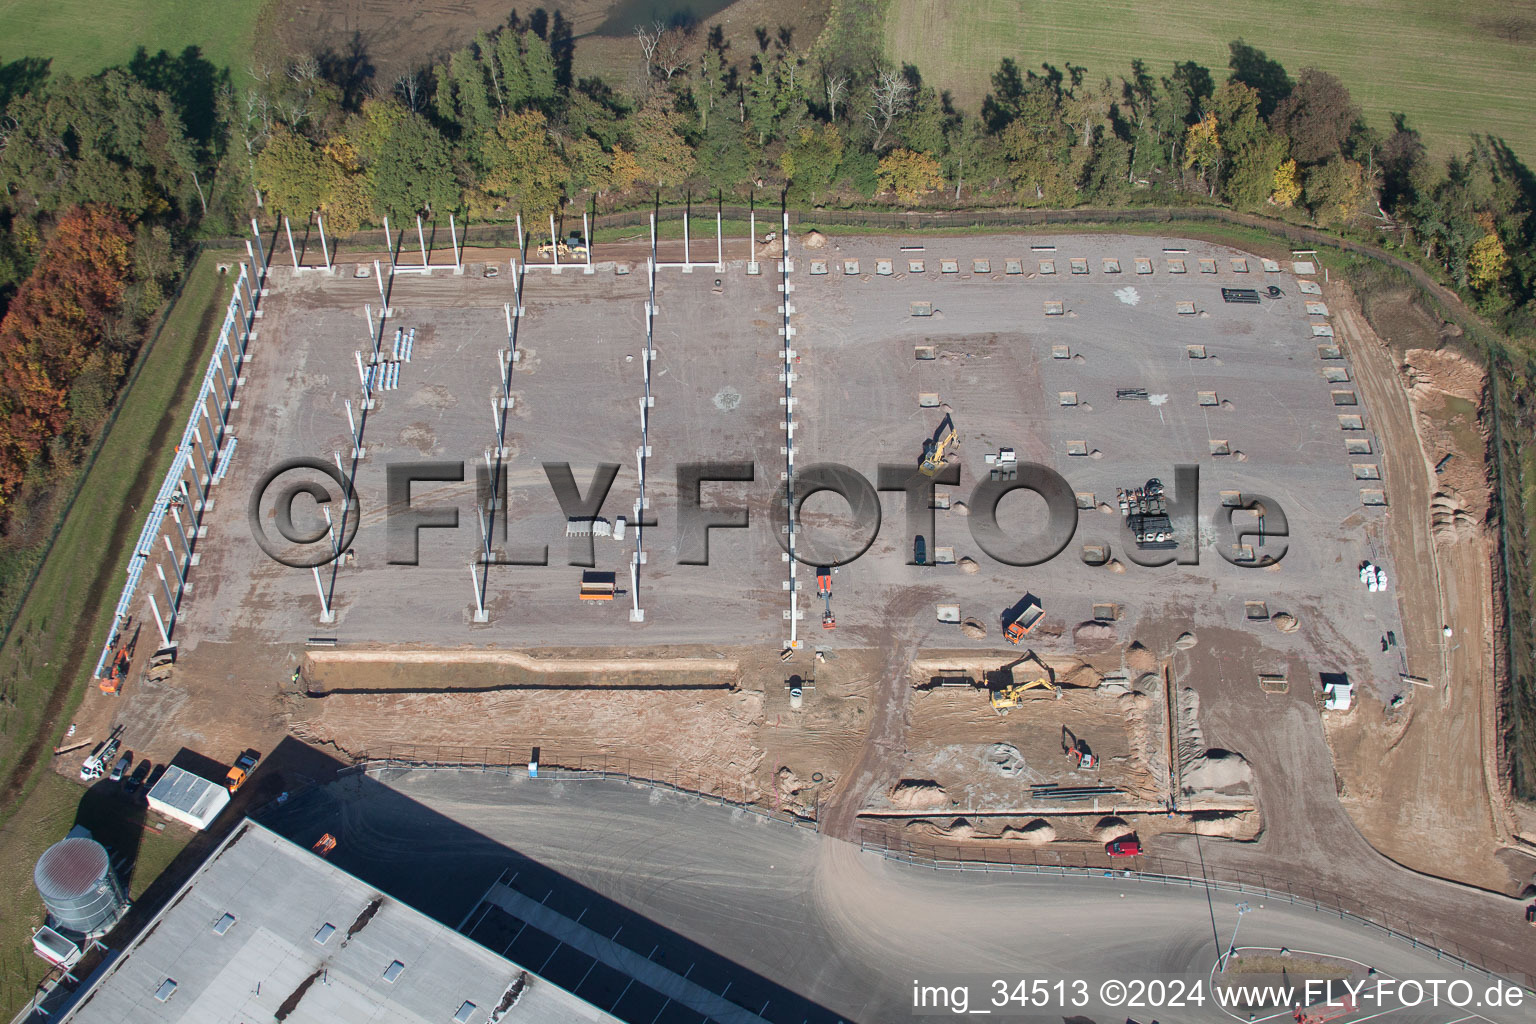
52;821;617;1024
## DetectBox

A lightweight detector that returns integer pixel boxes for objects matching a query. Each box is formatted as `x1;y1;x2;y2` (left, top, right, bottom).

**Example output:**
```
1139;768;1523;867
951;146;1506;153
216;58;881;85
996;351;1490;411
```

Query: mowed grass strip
886;0;1536;164
0;772;188;1014
0;252;231;809
0;0;262;79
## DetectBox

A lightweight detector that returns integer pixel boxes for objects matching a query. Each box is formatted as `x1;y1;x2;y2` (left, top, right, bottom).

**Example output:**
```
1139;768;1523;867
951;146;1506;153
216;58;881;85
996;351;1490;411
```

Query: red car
1106;837;1142;857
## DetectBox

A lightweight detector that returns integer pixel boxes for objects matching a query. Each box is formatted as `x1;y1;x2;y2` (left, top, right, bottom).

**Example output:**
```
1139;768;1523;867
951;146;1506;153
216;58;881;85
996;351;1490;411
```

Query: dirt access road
1322;284;1526;894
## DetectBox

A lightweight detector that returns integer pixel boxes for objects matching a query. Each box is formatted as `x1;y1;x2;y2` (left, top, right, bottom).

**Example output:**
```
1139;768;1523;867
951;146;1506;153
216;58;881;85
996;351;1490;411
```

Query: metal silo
34;837;127;938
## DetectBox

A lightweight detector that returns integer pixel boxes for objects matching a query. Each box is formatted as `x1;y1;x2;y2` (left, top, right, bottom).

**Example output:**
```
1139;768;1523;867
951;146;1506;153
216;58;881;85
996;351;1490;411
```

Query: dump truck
1003;601;1044;643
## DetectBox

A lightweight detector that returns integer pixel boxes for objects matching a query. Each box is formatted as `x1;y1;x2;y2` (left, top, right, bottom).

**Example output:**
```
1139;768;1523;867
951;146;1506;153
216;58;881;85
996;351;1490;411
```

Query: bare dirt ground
54;232;1536;982
1320;284;1527;894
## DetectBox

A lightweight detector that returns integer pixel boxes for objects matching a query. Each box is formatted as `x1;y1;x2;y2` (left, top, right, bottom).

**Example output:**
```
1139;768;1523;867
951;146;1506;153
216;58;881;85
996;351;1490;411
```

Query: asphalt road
261;770;1533;1024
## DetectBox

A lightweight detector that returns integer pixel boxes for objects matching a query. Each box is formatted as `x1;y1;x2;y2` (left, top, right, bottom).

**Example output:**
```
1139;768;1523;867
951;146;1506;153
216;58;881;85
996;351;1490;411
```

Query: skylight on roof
212;913;236;935
382;960;405;983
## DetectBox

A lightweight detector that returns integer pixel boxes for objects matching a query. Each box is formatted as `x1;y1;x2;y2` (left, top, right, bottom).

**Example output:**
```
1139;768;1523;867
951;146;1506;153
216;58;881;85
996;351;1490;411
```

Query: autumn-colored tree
474;110;567;218
1270;159;1302;207
1468;230;1508;290
876;149;943;204
628;98;695;189
608;146;644;192
1182;111;1222;194
0;205;131;500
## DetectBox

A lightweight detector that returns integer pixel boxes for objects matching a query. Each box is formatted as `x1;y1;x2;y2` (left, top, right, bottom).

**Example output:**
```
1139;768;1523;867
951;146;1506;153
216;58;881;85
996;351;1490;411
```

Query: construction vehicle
80;735;121;782
225;749;261;793
816;566;835;629
99;647;130;695
537;235;588;261
989;678;1057;711
918;414;958;478
989;654;1056;710
1065;737;1097;770
312;833;337;857
1003;600;1044;643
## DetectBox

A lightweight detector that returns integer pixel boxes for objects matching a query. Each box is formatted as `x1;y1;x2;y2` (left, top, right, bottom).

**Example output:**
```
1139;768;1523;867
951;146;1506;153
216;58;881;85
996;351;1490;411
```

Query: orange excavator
99;648;130;695
817;567;835;629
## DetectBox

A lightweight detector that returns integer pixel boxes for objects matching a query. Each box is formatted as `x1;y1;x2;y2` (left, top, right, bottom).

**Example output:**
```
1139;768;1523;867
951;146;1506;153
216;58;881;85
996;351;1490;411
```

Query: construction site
54;221;1531;984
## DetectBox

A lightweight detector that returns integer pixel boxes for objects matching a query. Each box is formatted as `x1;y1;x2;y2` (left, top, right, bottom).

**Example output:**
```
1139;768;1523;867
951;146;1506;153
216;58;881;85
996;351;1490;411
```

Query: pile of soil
1094;815;1130;842
958;556;979;574
1273;613;1300;633
1000;818;1057;844
888;778;949;810
1125;641;1156;674
960;618;986;639
800;230;828;249
1074;622;1115;643
1182;750;1255;800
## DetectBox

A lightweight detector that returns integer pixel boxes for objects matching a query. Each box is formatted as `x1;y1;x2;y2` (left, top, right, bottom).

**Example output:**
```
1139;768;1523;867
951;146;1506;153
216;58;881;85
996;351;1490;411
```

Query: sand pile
888;778;949;810
1125;641;1156;674
958;556;979;573
1174;632;1198;650
1431;491;1481;541
1181;750;1255;800
1094;815;1131;842
1001;818;1057;844
800;230;828;249
1075;622;1115;643
961;618;986;639
1273;613;1300;633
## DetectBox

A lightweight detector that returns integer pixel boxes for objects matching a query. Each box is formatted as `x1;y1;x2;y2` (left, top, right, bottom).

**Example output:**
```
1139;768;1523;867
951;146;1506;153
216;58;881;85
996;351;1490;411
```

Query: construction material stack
1118;478;1175;549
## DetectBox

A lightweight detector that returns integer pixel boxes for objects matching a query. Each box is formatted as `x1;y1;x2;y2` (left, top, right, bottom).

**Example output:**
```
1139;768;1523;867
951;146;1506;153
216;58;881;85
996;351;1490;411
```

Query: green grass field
0;0;262;79
886;0;1536;165
0;252;230;806
0;773;189;1014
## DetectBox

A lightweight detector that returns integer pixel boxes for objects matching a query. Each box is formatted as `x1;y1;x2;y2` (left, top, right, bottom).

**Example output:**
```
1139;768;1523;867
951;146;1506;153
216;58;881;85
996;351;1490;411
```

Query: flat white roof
144;765;229;830
59;821;617;1024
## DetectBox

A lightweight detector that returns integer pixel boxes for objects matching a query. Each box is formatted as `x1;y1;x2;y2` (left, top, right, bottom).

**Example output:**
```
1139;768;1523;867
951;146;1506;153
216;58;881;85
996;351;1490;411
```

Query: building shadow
250;738;847;1023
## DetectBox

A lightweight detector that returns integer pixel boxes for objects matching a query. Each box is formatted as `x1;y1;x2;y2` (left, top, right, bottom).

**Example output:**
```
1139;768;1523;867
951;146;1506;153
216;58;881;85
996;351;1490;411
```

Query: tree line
247;11;1532;333
0;11;1532;517
0;51;222;521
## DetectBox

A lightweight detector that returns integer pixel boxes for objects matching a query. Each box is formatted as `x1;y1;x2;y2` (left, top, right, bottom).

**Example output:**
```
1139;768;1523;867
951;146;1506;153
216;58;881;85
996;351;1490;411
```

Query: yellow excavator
990;677;1057;711
919;414;958;477
988;652;1058;711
